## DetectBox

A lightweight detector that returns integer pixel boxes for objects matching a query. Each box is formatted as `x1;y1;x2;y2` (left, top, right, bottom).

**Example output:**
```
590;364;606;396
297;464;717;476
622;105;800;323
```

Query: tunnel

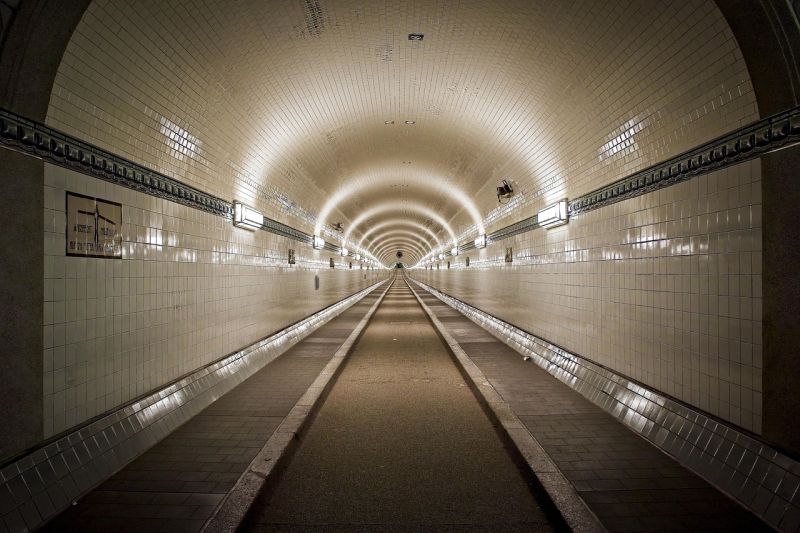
1;0;800;531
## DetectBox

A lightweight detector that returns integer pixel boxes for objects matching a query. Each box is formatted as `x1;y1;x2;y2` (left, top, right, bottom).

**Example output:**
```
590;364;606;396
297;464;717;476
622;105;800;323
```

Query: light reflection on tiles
409;278;799;532
0;279;387;531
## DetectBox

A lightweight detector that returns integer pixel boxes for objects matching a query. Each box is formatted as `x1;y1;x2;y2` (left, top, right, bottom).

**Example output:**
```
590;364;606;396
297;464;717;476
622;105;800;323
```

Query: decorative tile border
0;108;322;248
570;105;800;215
0;279;387;532
409;278;800;532
448;105;800;258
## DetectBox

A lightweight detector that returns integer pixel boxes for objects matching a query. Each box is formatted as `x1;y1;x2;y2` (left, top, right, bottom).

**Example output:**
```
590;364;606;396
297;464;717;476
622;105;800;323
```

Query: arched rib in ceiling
374;235;427;256
344;203;457;249
315;168;485;237
375;237;425;256
374;239;427;262
368;229;434;254
378;245;423;264
49;0;752;262
357;219;442;251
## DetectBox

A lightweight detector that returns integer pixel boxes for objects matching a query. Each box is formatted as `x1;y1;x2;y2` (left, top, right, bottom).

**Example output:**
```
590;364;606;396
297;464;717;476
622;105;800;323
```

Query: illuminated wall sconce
313;235;325;249
537;199;569;228
450;247;459;256
232;201;264;230
474;234;487;248
355;253;362;261
341;248;349;257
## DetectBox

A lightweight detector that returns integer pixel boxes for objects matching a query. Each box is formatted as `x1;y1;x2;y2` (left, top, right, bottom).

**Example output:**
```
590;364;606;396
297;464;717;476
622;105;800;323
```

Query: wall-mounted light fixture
537;199;569;228
355;253;361;261
496;180;513;203
438;253;445;260
313;235;325;249
233;201;264;231
450;247;458;256
474;234;487;248
341;248;349;257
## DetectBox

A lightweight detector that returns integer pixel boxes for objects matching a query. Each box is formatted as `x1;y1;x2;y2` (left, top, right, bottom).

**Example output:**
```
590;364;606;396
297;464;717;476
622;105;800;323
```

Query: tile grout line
202;277;396;533
405;276;605;533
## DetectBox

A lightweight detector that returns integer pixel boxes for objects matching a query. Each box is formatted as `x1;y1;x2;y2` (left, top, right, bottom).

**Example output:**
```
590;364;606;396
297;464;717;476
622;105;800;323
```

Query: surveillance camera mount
496;179;514;204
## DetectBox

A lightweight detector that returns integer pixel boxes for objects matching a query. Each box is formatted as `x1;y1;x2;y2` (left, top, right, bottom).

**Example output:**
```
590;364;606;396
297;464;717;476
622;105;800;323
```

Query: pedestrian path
412;280;771;532
240;281;557;531
41;288;384;533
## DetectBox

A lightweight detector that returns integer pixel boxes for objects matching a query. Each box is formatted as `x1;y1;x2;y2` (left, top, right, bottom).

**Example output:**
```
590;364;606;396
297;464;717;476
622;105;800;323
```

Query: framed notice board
65;192;122;258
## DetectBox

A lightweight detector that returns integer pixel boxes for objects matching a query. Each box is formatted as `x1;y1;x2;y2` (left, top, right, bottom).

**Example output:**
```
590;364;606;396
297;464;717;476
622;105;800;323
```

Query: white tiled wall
42;0;763;437
410;159;763;433
43;164;386;437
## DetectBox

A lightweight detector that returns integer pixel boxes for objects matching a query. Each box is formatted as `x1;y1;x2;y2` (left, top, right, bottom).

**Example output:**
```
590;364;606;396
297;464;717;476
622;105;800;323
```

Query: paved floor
42;289;383;533
41;275;772;532
413;283;771;533
241;281;556;532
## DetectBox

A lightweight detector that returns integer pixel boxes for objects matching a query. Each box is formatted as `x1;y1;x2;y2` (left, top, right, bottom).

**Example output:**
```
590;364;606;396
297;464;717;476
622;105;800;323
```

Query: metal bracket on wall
468;105;800;248
0;107;320;247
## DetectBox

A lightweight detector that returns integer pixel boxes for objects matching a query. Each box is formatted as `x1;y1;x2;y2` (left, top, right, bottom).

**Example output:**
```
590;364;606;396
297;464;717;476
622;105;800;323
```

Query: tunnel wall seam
409;277;799;532
0;278;388;532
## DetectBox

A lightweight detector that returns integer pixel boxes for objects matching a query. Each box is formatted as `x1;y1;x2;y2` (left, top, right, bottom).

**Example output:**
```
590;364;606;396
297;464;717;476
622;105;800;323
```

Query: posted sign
66;192;122;258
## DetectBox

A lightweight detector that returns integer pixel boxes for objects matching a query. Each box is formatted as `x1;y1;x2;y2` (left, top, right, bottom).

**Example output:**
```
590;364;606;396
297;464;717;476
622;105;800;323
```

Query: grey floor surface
241;280;556;532
414;285;772;533
41;290;383;533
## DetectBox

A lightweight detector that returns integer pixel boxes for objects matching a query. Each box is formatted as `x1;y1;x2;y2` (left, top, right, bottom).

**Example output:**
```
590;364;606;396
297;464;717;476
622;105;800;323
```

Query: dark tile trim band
0;279;388;532
0;108;319;248
451;105;800;255
409;277;800;532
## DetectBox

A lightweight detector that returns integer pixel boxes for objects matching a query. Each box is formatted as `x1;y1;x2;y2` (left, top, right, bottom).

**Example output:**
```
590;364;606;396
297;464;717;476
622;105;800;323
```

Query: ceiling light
408;33;424;41
232;201;264;231
341;248;349;257
384;120;394;125
313;235;325;249
404;120;415;125
537;200;569;228
450;247;458;256
474;234;487;248
438;253;445;260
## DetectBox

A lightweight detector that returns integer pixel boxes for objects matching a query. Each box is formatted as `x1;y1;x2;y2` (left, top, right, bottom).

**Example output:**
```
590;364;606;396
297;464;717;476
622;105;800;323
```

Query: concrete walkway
412;281;771;533
241;281;557;531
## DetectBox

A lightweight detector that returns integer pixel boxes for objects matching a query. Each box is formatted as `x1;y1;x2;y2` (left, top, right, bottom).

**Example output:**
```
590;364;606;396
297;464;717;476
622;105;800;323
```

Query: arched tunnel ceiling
46;0;755;264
